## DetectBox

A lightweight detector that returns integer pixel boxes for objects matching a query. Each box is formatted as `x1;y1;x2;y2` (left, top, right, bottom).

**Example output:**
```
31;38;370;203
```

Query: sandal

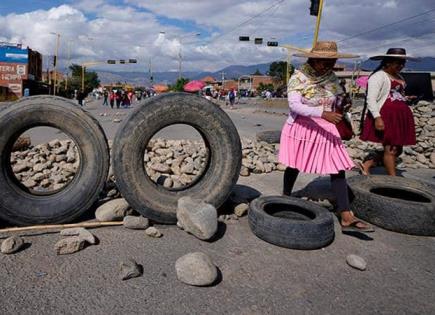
341;221;375;233
357;162;369;176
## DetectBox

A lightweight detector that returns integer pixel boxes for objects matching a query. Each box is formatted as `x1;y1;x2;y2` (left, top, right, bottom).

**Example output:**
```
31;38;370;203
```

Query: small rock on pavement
234;203;249;217
55;236;86;255
60;228;96;245
177;197;217;240
1;236;25;254
346;254;367;271
175;252;218;286
95;198;130;221
113;118;122;123
120;259;143;280
123;215;150;230
145;227;163;238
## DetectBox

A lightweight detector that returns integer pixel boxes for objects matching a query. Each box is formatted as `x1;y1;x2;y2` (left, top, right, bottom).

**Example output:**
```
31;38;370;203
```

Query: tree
257;82;274;93
252;68;262;75
268;61;288;83
172;77;189;92
63;64;100;96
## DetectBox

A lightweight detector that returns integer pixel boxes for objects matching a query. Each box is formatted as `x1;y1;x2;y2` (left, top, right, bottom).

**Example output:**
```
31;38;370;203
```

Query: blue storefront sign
0;46;28;63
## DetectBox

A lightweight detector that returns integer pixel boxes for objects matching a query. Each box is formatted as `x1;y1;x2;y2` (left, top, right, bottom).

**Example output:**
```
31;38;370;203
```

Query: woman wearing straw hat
359;48;417;176
280;41;373;233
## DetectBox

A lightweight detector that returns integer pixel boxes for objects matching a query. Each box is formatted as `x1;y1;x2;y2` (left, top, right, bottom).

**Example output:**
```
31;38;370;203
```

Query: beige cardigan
366;70;391;118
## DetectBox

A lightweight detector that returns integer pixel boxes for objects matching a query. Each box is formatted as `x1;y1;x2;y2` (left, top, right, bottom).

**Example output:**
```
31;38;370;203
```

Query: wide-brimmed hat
369;48;417;60
293;41;358;59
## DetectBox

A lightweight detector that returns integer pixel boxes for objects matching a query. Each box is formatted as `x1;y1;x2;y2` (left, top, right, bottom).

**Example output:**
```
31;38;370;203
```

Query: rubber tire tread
348;175;435;236
248;195;335;250
0;95;109;225
112;93;242;224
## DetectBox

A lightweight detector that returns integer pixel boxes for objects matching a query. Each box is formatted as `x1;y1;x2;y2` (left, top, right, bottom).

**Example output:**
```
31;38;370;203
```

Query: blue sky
0;0;434;72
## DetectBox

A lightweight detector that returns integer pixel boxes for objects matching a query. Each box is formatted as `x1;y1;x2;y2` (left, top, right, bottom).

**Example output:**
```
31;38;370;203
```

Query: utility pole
51;32;61;96
312;0;325;48
65;41;71;92
149;57;153;84
221;72;225;90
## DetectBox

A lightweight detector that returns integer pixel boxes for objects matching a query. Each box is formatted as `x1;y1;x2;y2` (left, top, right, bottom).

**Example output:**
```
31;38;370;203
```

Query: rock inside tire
112;93;242;224
0;95;110;226
248;195;335;250
348;175;435;236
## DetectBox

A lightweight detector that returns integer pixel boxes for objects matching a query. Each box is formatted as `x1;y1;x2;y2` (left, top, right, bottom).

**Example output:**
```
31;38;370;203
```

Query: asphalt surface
1;96;435;315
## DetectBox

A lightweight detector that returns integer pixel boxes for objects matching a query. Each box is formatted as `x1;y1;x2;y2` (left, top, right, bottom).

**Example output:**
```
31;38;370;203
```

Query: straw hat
369;48;416;60
293;41;358;59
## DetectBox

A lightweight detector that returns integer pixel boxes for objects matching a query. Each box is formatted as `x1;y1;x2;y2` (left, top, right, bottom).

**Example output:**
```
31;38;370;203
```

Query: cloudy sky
0;0;434;73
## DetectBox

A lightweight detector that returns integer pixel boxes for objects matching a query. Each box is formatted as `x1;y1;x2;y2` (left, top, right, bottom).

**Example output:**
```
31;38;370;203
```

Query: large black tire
348;175;435;236
112;93;242;224
248;195;335;250
255;130;281;144
0;95;109;225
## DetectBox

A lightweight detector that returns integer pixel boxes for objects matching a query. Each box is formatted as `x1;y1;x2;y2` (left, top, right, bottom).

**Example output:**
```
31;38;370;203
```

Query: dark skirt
360;99;416;146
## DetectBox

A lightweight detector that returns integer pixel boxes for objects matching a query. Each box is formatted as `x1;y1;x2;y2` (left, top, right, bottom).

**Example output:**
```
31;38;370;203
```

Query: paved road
1;96;435;314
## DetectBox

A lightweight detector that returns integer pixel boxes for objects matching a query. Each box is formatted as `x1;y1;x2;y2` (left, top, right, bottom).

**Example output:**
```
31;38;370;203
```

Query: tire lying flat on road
0;96;110;226
112;93;242;224
348;175;435;236
248;195;335;250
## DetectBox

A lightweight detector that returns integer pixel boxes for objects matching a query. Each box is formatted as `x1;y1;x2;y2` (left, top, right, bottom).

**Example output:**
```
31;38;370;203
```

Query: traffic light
119;59;126;64
128;59;137;63
267;41;279;47
239;36;250;41
107;60;116;64
310;0;320;16
254;38;263;45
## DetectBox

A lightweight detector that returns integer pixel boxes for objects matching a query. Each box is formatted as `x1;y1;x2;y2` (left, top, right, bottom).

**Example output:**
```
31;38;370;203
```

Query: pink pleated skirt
278;116;354;175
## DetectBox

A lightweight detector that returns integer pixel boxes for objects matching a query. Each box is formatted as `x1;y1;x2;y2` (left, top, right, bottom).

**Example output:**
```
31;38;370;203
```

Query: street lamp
49;32;61;95
65;36;94;91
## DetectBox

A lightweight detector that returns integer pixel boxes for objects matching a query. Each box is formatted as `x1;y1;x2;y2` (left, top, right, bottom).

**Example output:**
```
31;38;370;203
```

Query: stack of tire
0;94;241;226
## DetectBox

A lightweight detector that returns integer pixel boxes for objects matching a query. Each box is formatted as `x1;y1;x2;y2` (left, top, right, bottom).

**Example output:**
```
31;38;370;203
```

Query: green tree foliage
252;68;262;75
172;77;190;92
257;82;274;93
58;64;100;98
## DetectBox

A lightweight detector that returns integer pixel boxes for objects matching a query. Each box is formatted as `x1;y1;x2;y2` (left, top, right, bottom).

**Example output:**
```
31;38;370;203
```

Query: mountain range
97;57;435;86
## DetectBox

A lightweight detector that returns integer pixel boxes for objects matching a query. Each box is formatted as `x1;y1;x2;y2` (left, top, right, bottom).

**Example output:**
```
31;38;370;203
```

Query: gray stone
60;228;96;245
54;236;86;255
95;198;130;221
240;166;250;176
150;163;171;173
13;163;29;173
120;259;143;280
346;254;367;271
430;152;435;165
276;163;287;171
23;179;37;188
234;203;249;217
123;215;150;230
175;252;218;286
145;227;163;238
177;197;218;240
1;236;25;254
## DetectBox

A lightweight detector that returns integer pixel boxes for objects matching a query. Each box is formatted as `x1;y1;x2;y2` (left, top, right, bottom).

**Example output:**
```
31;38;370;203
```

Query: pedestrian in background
109;90;115;109
102;89;109;106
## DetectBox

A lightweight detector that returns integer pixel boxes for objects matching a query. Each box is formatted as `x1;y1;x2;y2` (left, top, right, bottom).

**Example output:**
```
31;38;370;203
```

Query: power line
203;0;286;45
337;7;435;43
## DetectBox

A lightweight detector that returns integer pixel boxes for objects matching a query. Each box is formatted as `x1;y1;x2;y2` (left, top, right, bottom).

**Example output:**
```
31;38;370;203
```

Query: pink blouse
286;91;325;125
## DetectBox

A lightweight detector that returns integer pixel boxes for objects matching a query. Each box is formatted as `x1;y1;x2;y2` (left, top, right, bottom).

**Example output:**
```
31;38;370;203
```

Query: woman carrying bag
359;48;417;176
279;41;373;233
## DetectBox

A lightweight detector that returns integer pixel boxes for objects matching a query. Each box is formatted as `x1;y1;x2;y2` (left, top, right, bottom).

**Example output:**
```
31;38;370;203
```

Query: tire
248;195;335;250
0;95;109;225
255;130;281;144
112;93;242;224
348;175;435;236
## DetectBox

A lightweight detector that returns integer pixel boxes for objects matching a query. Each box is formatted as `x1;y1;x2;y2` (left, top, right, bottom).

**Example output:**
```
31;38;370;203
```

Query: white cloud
0;0;433;74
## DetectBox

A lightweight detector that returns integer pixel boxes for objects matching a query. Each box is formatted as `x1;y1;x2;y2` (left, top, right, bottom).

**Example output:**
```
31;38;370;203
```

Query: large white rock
95;198;130;222
175;252;218;286
177;197;217;240
346;254;367;271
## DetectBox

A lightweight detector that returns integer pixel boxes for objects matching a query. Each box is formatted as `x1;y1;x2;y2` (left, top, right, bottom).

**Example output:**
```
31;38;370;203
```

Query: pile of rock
11;139;80;191
347;101;435;168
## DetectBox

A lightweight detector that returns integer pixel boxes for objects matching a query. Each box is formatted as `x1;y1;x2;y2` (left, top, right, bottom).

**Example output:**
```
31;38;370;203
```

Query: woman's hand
374;117;385;131
322;111;342;124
